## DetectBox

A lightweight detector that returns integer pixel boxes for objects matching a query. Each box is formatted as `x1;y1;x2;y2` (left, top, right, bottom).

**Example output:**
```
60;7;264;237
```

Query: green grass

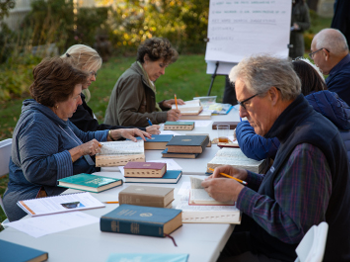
0;54;226;225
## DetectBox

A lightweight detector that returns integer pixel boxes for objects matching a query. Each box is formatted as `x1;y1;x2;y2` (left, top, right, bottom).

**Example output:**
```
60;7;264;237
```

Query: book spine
100;218;164;237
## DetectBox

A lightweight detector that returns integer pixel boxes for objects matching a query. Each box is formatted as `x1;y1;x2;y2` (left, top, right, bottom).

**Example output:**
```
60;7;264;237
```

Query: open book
189;176;234;205
95;140;145;167
171;100;203;116
207;147;268;173
17;192;105;217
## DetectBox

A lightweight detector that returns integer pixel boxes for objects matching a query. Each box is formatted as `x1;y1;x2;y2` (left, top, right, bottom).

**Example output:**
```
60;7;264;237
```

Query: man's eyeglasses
238;93;260;110
308;48;329;59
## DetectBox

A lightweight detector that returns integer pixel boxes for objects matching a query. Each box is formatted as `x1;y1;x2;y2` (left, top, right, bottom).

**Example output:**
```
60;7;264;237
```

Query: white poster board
206;0;292;75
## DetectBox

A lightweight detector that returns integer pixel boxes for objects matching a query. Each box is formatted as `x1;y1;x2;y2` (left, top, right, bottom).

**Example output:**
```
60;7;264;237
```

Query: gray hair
229;56;301;100
61;44;102;72
315;28;348;53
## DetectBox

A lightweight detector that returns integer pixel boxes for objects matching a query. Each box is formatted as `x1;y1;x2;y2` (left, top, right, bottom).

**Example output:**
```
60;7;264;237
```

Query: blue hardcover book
106;253;189;262
162;148;199;159
124;170;182;184
58;173;123;193
100;204;182;237
0;239;48;262
129;135;174;149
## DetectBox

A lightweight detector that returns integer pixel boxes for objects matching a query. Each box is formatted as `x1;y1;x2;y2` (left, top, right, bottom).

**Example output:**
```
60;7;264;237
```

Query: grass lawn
0;54;226;225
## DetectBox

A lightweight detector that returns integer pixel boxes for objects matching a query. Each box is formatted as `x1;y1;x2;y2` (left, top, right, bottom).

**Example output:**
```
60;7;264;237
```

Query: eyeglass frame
308;48;329;59
238;93;261;110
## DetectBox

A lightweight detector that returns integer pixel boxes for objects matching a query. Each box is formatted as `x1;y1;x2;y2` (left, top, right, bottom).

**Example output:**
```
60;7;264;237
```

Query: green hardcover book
58;173;123;193
100;204;182;237
166;135;209;153
0;239;48;262
164;121;195;131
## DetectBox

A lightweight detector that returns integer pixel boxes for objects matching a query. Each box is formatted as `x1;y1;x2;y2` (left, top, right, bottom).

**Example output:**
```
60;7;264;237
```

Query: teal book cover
106;253;189;262
130;134;174;142
0;239;48;262
58;173;123;193
124;170;182;184
166;135;209;147
100;204;182;237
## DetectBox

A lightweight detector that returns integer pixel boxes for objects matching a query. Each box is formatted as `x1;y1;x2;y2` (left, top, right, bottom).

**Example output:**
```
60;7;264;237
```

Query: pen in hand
174;94;178;110
208;168;247;185
147;118;152;126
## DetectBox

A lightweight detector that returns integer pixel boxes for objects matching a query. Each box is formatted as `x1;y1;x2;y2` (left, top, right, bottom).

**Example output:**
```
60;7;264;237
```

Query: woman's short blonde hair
61;44;102;72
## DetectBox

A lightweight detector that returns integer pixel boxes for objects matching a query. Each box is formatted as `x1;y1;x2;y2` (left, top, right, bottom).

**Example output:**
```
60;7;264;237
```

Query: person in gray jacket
104;37;184;127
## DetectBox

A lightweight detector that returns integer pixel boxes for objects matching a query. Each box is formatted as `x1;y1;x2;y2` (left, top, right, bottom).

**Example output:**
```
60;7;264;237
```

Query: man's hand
146;125;161;135
162;99;185;108
211;165;248;181
167;109;181;121
201;177;244;202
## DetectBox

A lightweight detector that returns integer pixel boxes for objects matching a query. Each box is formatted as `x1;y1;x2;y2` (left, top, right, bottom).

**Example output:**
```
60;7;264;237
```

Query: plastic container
193;96;217;105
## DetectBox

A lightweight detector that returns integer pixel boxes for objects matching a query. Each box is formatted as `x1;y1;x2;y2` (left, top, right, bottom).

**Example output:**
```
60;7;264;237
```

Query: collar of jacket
130;62;156;95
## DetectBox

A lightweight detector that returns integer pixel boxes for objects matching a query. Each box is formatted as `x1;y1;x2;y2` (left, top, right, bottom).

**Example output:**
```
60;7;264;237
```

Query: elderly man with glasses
202;56;350;262
310;28;350;105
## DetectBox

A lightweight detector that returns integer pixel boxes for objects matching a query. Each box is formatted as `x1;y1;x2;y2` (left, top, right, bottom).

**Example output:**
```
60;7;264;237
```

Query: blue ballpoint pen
147;118;152;126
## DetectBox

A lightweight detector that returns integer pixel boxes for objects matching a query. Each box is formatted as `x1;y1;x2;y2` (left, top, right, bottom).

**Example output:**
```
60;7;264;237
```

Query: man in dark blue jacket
310;28;350;105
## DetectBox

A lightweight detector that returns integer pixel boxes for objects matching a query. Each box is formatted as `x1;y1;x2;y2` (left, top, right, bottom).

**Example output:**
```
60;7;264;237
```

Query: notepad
17;192;105;217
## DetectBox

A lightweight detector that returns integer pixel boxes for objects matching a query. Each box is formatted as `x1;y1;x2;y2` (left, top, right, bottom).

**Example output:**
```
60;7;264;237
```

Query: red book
124;162;167;178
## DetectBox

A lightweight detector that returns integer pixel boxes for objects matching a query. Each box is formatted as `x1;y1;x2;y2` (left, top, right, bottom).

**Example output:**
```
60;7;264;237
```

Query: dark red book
124;162;167;178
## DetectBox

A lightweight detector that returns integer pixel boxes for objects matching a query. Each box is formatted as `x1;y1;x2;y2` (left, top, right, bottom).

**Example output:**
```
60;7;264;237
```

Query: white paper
179;120;213;127
119;159;183;176
159;130;182;136
7;212;99;238
205;0;291;64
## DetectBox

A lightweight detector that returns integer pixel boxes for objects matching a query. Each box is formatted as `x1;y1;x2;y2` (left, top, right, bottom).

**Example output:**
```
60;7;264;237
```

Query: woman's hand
109;128;151;142
146;125;161;135
162;99;185;108
69;139;102;161
167;109;181;121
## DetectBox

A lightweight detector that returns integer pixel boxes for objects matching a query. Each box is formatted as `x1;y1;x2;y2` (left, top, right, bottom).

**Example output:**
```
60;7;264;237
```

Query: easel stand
207;61;219;96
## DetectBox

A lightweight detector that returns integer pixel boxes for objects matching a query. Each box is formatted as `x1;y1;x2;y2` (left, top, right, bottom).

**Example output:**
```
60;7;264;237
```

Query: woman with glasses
61;44;160;134
235;58;350;162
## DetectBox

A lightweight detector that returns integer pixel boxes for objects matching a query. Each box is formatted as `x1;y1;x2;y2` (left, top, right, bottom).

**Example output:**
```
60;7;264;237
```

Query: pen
104;201;119;204
174;94;178;110
147;118;152;126
208;168;247;185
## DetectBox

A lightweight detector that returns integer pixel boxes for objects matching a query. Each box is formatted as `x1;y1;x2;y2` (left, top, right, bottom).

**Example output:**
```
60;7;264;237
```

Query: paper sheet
7;212;99;238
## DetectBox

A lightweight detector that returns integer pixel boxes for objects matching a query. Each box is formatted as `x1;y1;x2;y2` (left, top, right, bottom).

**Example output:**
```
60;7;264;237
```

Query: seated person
104;37;184;127
310;28;350;105
62;44;160;134
3;57;149;222
236;58;350;161
202;55;350;261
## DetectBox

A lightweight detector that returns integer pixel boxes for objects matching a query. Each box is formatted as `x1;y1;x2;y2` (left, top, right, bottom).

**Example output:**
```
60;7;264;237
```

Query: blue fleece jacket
236;90;350;161
3;99;108;221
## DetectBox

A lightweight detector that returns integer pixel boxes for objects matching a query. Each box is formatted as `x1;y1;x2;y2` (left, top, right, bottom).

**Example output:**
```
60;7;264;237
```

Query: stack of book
119;185;175;207
123;161;182;184
162;135;209;159
95;140;145;167
207;147;268;173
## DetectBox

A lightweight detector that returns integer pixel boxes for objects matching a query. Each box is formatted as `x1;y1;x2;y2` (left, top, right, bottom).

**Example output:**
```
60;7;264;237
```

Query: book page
190;176;204;189
17;192;105;216
99;140;144;155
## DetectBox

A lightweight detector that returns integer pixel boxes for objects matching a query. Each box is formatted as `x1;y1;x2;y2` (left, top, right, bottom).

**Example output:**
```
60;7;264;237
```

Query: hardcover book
100;204;182;237
179;111;211;120
207;147;268;173
0;239;48;262
125;170;182;184
161;148;199;159
58;173;123;193
212;121;239;130
106;253;189;262
128;135;174;150
124;162;167;178
164;121;195;131
118;185;174;207
96;140;145;167
166;135;209;153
